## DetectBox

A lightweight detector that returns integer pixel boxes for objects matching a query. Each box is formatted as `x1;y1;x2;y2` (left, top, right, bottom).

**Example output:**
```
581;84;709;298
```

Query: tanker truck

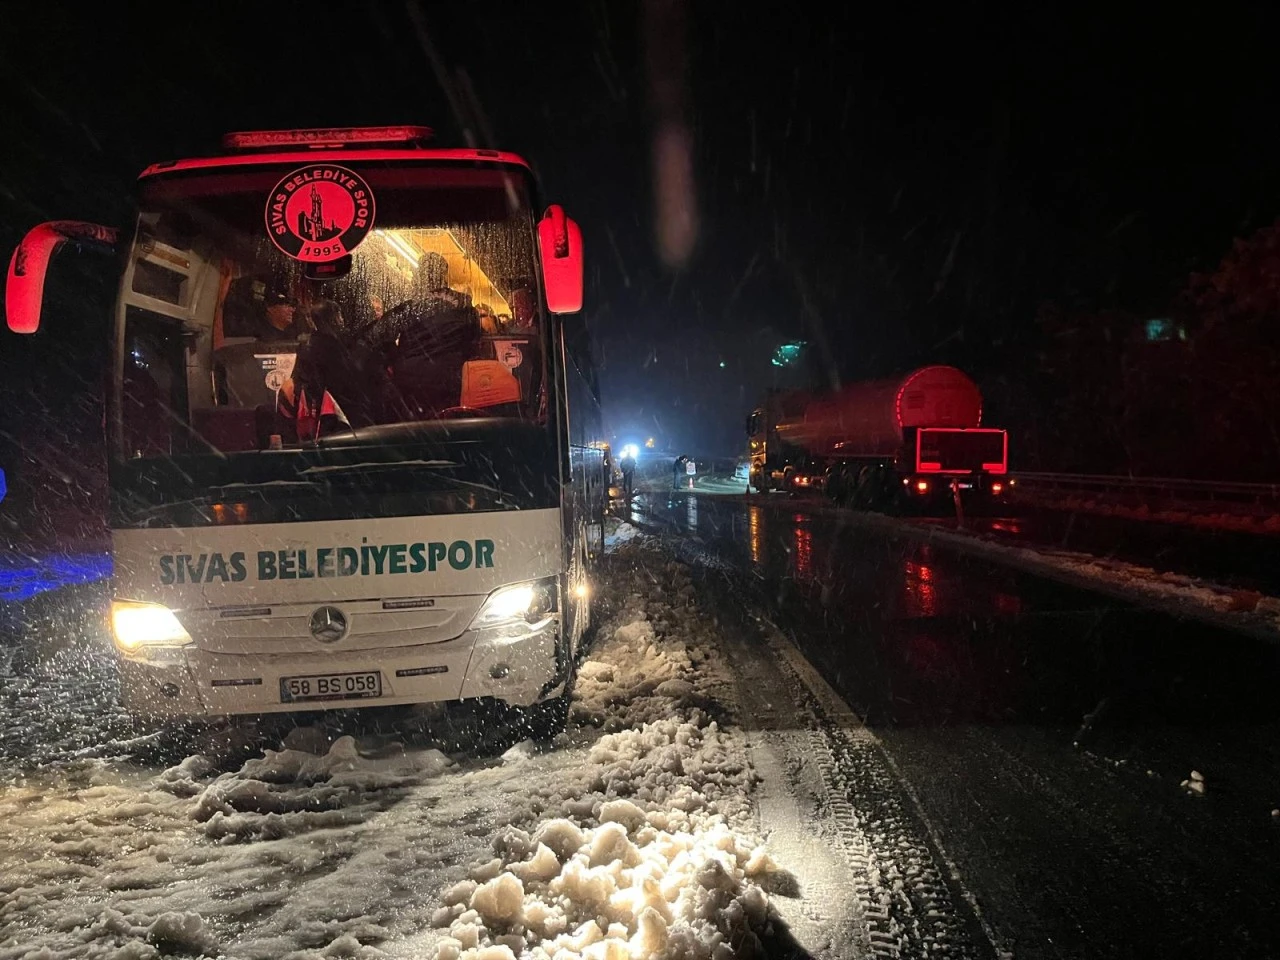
746;365;1008;509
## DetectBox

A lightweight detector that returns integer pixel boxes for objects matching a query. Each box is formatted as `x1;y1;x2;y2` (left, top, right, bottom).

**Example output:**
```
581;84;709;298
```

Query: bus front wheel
514;690;572;741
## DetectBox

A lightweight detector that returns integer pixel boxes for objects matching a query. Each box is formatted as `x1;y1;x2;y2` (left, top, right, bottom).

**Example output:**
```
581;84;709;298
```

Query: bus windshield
117;163;545;462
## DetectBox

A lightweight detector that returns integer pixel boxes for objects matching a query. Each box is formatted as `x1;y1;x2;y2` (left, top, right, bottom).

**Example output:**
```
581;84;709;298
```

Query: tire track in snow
682;551;1005;960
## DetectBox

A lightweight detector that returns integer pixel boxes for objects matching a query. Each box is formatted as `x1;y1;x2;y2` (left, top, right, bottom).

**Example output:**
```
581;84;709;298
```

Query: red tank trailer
746;365;1008;507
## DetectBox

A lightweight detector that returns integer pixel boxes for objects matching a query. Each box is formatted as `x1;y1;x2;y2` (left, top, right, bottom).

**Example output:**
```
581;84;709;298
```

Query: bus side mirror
4;220;118;334
537;205;583;314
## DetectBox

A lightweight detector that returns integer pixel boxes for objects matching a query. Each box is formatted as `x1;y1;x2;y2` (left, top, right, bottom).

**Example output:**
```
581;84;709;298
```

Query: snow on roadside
1013;492;1280;536
885;513;1280;637
603;518;641;549
741;496;1280;637
427;552;777;960
0;545;784;960
1001;543;1280;628
0;643;137;775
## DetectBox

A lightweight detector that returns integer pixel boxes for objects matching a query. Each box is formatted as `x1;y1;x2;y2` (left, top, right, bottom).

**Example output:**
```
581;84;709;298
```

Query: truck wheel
826;466;849;503
879;466;907;514
851;466;875;508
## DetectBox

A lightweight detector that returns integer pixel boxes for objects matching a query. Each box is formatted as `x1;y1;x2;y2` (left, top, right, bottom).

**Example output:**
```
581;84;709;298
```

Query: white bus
5;125;607;736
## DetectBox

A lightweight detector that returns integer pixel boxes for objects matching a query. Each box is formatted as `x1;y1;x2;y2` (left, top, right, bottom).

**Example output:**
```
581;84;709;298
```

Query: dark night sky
2;1;1278;455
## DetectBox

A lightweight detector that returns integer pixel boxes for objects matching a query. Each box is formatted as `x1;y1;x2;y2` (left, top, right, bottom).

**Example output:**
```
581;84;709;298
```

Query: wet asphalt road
625;490;1280;960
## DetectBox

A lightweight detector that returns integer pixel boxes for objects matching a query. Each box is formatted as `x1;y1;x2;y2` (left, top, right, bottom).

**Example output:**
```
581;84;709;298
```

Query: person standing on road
672;454;688;490
619;450;637;500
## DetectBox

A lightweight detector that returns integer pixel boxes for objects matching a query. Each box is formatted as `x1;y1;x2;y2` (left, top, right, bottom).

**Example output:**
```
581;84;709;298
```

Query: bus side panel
559;315;605;658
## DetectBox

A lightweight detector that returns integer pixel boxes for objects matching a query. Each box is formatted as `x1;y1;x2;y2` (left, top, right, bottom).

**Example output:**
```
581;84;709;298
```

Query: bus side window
122;311;188;457
220;277;261;338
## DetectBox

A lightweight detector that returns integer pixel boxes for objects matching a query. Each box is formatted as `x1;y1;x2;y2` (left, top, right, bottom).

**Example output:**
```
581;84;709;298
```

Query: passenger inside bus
255;284;305;341
196;232;540;451
476;303;500;336
204;277;307;450
380;252;486;416
277;299;390;433
220;277;306;341
508;286;536;333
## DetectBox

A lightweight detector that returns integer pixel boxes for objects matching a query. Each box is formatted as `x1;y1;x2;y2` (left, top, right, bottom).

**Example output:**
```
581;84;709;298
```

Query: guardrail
1011;472;1280;508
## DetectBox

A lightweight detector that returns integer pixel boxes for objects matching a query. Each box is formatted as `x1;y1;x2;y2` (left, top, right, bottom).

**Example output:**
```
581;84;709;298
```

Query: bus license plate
280;671;382;703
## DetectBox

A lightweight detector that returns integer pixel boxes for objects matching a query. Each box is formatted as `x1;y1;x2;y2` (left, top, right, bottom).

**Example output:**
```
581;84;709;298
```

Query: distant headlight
111;600;193;652
469;577;558;629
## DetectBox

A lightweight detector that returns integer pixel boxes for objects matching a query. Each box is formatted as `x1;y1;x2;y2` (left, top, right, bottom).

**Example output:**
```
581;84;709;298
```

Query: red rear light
915;480;930;493
222;126;434;151
991;481;1004;495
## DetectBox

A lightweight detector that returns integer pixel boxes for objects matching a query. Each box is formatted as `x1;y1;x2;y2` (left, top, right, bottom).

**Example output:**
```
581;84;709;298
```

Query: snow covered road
625;493;1280;958
0;536;983;960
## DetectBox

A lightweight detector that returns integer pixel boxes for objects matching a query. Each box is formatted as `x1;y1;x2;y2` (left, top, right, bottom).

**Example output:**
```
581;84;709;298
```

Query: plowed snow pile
429;555;779;960
0;545;787;960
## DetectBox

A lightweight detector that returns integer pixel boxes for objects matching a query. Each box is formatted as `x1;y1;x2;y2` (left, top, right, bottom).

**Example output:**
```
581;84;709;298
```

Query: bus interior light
377;230;421;268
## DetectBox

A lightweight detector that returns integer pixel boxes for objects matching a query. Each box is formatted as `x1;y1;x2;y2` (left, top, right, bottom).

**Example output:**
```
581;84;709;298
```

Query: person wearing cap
255;281;307;341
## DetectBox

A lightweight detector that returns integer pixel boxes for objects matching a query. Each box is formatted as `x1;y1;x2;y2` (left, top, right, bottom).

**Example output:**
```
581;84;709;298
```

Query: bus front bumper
117;619;564;718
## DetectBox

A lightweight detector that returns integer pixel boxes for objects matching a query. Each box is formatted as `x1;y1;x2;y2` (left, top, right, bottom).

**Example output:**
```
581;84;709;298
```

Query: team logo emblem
498;342;524;370
256;353;296;392
265;164;375;263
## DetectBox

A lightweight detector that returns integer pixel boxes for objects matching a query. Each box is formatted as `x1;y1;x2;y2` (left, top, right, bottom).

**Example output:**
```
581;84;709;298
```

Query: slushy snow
429;556;777;960
603;519;641;550
0;544;783;960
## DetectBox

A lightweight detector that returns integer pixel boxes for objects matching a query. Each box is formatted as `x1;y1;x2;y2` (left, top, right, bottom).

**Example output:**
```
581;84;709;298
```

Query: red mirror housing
5;220;118;334
537;205;583;314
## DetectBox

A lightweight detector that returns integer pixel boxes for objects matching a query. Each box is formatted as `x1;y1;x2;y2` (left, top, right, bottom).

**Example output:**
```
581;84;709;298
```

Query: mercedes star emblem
309;605;349;643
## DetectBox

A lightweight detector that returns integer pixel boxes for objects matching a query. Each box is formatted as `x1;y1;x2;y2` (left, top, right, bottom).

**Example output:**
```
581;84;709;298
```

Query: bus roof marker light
223;126;434;151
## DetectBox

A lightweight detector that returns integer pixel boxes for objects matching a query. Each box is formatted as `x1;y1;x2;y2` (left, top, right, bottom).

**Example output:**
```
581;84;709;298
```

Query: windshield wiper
298;458;459;474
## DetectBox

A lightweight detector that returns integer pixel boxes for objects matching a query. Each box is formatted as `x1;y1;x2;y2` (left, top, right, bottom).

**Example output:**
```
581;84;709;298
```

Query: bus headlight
469;577;558;629
111;600;193;653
